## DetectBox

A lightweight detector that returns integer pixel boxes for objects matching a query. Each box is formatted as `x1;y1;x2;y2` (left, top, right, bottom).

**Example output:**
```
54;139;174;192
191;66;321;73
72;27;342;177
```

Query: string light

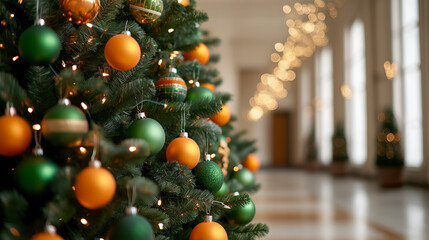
129;146;137;152
168;28;174;33
32;124;41;131
157;199;162;206
80;147;87;154
10;13;14;19
81;102;88;110
188;80;194;84
0;43;3;48
72;65;77;71
158;59;163;66
80;218;88;225
102;72;109;77
101;97;107;104
12;56;19;61
86;23;93;28
27;107;34;113
158;223;164;230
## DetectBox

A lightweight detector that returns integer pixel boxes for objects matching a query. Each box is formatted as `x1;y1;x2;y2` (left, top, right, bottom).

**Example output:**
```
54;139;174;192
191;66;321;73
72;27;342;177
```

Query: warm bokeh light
341;84;353;99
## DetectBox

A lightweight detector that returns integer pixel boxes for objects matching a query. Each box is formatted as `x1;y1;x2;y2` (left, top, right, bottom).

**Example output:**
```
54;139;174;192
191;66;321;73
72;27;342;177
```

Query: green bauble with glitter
128;0;163;24
214;181;229;197
41;99;88;147
186;83;214;102
156;67;187;102
110;207;154;240
193;157;224;193
15;155;58;195
230;168;255;188
18;25;61;65
225;196;256;225
126;114;165;155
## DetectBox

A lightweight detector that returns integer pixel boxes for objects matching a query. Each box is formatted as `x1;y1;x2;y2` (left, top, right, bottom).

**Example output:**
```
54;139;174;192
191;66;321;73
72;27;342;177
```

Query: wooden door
272;112;289;167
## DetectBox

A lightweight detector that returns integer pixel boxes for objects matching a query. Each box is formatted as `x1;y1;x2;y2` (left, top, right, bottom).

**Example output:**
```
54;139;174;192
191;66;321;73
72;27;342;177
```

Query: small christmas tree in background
331;123;348;163
0;0;268;239
376;109;404;167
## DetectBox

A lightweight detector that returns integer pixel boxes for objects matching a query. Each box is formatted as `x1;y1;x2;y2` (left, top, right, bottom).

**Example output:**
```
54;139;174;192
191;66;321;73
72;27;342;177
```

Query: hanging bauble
126;113;165;155
186;82;214;102
225;195;255;225
156;67;187;102
214;181;229;197
193;154;224;193
18;25;61;65
30;225;64;240
230;168;255;188
166;132;200;169
128;0;164;24
0;106;32;156
60;0;100;25
105;31;141;71
184;43;210;65
41;99;88;147
201;83;215;92
75;160;116;209
190;215;228;240
242;153;261;173
15;155;58;195
210;104;231;126
178;0;190;7
110;206;154;240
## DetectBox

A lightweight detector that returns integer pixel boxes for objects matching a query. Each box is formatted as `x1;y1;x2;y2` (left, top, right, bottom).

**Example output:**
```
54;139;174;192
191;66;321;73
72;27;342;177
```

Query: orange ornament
178;0;189;6
31;225;64;240
166;132;200;169
201;83;215;92
104;32;141;71
183;43;210;65
242;153;260;173
60;0;100;25
210;105;231;126
75;160;116;209
190;216;228;240
0;110;32;157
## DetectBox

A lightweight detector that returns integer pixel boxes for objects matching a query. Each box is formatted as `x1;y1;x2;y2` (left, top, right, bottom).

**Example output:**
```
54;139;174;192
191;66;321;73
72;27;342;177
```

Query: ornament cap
89;160;102;168
204;154;211;161
180;132;188;138
59;98;71;106
194;82;200;87
204;215;213;222
44;225;57;235
169;67;178;73
5;106;17;116
136;112;146;119
33;147;44;156
34;18;46;26
122;30;131;36
125;206;138;215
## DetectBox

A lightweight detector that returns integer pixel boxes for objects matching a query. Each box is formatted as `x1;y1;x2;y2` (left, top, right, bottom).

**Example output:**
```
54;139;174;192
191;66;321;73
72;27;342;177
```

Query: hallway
252;170;429;240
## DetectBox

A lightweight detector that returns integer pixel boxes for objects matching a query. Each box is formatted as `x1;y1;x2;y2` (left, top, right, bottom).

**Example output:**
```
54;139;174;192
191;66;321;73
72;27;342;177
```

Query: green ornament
18;25;61;65
126;116;165;155
225;197;256;225
230;169;255;188
110;207;154;240
186;84;214;102
156;67;187;102
15;156;58;195
193;158;224;193
214;181;229;197
41;99;88;147
128;0;163;23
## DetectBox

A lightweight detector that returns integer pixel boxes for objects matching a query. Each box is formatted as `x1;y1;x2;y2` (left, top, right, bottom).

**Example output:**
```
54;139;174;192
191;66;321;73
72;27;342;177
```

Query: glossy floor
252;170;429;240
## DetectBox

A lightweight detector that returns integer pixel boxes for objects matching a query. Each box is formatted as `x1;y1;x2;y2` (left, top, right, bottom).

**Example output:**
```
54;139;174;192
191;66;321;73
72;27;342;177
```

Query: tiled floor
252;169;429;240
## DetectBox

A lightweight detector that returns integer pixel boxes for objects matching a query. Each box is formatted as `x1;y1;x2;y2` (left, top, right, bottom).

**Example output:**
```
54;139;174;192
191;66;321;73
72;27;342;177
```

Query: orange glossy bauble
242;153;261;173
75;165;116;209
183;43;210;65
166;135;200;169
190;220;228;240
31;232;64;240
104;33;141;71
201;83;215;92
178;0;190;6
0;115;32;156
210;105;231;126
60;0;100;25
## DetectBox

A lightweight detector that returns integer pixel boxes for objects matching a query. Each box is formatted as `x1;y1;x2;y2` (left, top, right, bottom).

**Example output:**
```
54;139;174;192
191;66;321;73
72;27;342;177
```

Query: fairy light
72;186;76;191
157;199;162;206
72;65;77;71
188;80;194;84
101;97;107;104
129;146;137;152
163;104;167;109
158;59;163;66
12;56;19;61
61;60;66;68
80;147;87;154
32;124;41;131
81;102;88;110
80;218;88;225
233;166;239;172
0;43;3;48
168;28;174;33
86;23;93;28
27;107;34;113
102;72;109;77
158;223;164;230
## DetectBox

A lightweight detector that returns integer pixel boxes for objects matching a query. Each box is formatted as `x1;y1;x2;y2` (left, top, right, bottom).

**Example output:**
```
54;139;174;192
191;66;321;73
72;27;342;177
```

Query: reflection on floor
252;169;429;240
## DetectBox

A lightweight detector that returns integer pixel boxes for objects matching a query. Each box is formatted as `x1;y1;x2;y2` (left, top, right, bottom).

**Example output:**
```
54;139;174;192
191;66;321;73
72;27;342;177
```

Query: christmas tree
331;124;348;163
0;0;268;239
376;109;404;167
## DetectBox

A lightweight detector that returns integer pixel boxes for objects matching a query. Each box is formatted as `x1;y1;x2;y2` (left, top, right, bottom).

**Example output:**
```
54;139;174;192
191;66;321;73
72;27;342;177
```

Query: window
392;0;423;168
344;19;367;165
315;46;334;165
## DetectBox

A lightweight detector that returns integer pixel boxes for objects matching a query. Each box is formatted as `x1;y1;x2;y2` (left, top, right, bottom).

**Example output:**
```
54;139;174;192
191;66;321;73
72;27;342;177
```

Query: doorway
272;112;290;167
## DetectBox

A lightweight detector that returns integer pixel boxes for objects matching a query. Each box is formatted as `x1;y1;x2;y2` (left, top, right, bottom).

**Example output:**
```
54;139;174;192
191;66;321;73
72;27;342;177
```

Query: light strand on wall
247;0;342;121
